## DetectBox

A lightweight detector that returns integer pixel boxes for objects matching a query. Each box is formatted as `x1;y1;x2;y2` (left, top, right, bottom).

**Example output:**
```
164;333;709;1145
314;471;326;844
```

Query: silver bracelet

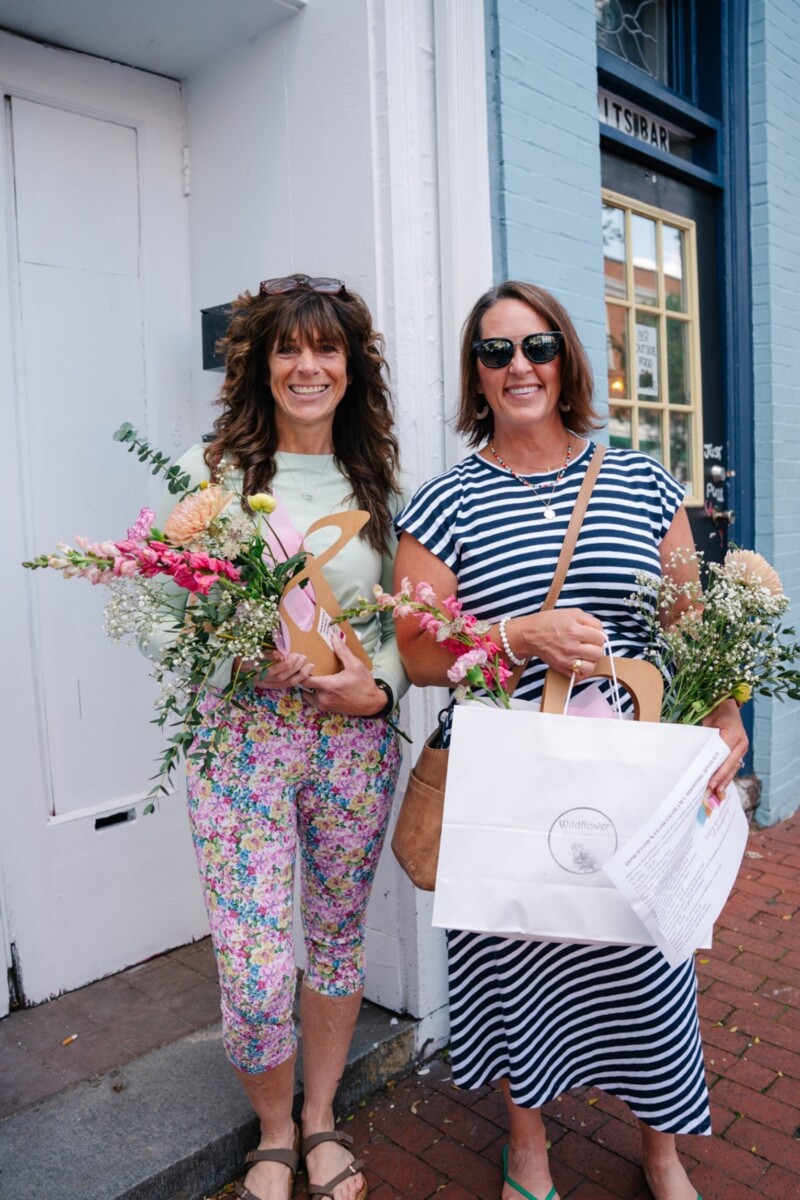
498;617;525;667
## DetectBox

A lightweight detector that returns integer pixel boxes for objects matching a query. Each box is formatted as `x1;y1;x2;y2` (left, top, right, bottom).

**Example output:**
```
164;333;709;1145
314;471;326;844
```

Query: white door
0;32;208;1006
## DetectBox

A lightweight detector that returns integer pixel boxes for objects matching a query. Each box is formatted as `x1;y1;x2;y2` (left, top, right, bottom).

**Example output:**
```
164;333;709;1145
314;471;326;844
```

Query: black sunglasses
472;332;564;369
259;275;346;297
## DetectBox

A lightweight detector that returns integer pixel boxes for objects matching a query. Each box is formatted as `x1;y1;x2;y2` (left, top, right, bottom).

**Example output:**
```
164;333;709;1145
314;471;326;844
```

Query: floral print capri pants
185;687;401;1074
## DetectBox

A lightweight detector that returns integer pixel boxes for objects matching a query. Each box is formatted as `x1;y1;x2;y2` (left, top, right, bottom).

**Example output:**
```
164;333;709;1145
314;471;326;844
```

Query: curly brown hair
455;280;603;447
205;279;400;553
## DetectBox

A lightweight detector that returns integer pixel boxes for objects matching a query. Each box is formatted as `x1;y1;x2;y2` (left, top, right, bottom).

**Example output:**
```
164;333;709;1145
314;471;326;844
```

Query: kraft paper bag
431;696;730;950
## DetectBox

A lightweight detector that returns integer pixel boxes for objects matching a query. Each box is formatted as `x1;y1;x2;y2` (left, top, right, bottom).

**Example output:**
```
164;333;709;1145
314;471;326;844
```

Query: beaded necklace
488;437;573;521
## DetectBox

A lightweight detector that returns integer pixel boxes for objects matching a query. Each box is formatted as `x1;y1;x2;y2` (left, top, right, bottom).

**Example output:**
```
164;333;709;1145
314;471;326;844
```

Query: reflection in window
663;225;686;312
638;408;663;459
609;405;632;448
603;205;627;299
667;319;690;405
632;215;658;306
606;304;628;398
596;0;669;84
670;411;693;490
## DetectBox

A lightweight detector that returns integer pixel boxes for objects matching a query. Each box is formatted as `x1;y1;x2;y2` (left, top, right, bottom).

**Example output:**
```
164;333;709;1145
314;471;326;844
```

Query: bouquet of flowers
22;423;307;794
631;547;800;725
338;578;512;706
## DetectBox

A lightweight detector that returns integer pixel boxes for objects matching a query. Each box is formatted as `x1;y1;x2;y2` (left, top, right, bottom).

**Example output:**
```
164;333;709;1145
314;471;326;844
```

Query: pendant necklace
283;452;331;504
489;437;573;521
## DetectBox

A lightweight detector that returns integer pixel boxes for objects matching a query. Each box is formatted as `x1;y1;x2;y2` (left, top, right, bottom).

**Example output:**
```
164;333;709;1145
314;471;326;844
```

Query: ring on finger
571;658;583;675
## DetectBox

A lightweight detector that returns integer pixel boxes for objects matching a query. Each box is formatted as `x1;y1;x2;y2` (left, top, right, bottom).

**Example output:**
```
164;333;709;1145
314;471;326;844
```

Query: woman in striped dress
394;281;747;1200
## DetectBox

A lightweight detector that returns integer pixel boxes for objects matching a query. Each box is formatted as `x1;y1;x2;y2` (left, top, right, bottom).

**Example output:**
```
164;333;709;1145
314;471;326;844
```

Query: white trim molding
433;0;494;466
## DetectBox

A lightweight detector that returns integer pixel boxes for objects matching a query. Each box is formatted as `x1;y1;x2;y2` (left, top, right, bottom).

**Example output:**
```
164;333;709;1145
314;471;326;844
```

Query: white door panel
1;33;207;1005
19;260;163;813
13;99;140;276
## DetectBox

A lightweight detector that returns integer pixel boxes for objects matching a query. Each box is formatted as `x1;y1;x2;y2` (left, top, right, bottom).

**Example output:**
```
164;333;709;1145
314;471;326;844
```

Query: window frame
602;187;704;504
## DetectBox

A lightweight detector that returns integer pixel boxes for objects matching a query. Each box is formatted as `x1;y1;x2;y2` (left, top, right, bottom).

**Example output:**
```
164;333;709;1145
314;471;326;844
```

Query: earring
558;398;570;412
475;404;489;419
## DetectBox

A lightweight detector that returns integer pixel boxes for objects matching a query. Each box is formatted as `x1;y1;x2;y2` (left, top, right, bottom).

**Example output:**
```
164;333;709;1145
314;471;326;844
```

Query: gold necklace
488;438;573;521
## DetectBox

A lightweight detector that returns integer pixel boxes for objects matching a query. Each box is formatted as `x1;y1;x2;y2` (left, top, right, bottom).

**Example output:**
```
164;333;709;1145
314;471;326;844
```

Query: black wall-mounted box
200;303;233;371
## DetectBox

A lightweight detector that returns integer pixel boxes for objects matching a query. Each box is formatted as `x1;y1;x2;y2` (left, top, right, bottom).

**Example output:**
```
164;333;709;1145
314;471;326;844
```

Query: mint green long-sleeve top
139;443;409;702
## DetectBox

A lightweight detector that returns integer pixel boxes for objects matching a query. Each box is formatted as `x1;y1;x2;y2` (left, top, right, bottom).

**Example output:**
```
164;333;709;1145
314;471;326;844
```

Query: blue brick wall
750;0;800;824
485;0;607;409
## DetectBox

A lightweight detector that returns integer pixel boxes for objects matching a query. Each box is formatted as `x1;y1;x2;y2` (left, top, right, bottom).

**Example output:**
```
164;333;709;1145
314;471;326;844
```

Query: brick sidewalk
214;813;800;1199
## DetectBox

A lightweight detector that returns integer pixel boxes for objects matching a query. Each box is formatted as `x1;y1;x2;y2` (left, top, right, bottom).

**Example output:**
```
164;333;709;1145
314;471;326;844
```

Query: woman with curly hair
143;275;407;1200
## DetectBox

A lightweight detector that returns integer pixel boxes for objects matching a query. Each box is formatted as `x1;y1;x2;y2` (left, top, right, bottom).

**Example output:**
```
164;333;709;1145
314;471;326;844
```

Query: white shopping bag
432;663;748;965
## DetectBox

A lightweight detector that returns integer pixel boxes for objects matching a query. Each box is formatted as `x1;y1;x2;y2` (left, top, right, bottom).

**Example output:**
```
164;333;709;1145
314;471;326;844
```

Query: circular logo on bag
548;807;618;874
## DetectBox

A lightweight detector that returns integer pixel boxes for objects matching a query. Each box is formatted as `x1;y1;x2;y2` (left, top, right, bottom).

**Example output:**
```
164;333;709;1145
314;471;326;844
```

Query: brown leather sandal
301;1130;367;1200
234;1122;300;1200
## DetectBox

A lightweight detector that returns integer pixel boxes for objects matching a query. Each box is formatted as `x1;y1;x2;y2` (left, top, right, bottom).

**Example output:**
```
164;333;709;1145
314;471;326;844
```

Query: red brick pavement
215;814;800;1199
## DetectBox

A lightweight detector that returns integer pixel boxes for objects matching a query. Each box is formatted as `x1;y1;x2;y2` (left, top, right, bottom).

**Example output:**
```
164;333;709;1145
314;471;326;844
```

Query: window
596;0;695;101
602;190;702;500
596;0;669;82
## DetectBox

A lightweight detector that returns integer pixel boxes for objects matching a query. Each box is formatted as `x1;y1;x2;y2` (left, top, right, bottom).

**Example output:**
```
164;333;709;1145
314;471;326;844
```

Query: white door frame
0;31;207;1005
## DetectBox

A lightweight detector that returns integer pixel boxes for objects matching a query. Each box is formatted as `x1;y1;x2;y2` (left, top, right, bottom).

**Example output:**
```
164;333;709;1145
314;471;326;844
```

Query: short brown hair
455;281;602;447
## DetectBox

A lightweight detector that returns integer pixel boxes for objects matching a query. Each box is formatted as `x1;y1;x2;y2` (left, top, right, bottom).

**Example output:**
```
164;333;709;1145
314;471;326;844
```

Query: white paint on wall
182;0;491;1017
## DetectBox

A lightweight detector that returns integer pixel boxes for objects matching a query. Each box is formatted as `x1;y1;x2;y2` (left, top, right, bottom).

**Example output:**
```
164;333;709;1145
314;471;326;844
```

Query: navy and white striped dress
396;441;711;1135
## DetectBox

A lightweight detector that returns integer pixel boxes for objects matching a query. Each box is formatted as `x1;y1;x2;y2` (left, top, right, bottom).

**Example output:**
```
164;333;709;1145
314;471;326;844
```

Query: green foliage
113;423;193;494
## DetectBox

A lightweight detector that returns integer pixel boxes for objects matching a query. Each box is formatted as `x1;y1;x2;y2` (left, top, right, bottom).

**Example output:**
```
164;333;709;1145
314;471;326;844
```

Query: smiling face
267;326;349;447
476;297;564;443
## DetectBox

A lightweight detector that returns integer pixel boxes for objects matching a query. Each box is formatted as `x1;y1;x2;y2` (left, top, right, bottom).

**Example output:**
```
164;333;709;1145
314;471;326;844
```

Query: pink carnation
447;647;488;684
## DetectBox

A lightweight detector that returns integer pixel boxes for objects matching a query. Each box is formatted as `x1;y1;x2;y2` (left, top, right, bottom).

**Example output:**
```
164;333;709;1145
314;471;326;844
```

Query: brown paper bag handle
506;444;606;693
540;655;664;723
279;509;373;675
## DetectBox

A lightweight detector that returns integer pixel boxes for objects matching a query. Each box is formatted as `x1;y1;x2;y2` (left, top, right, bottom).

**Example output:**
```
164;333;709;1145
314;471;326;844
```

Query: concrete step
0;1001;432;1200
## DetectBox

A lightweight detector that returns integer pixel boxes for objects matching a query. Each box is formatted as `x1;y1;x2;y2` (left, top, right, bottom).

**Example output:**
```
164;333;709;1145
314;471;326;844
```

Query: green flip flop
501;1145;556;1200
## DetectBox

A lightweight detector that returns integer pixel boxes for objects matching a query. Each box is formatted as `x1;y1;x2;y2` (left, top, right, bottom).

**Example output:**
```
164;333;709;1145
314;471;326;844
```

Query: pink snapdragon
414;581;438;605
418;611;444;635
348;579;512;707
126;507;156;542
75;536;118;559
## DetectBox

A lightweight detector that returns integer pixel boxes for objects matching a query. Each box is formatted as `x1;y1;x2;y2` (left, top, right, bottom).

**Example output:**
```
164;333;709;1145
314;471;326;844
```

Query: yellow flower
732;682;752;705
248;492;277;514
724;549;784;597
277;693;302;718
163;485;232;545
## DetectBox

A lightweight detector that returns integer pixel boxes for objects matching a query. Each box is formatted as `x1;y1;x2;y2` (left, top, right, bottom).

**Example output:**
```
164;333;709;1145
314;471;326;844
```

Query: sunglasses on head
472;331;564;369
259;275;346;297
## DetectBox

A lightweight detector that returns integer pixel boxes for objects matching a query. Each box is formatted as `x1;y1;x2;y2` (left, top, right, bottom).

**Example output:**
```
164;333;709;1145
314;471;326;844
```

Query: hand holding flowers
631;547;800;726
23;425;305;794
338;578;512;707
